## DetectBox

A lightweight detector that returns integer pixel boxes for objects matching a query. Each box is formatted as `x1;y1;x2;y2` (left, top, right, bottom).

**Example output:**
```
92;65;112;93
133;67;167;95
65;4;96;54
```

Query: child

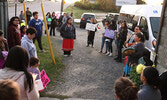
27;57;41;80
20;25;27;38
0;80;20;100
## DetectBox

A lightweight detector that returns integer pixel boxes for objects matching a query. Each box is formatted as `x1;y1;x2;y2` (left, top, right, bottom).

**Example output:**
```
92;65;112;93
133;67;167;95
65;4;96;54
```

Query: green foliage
129;65;142;89
137;0;146;4
74;1;100;10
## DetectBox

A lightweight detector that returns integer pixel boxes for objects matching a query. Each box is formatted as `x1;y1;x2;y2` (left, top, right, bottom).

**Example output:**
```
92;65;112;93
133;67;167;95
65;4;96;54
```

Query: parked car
80;13;97;28
102;13;119;26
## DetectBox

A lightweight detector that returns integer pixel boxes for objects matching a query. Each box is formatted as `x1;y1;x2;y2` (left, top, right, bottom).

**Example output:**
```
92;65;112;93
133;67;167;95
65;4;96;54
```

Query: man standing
62;13;68;24
26;7;32;25
29;11;45;52
21;27;37;58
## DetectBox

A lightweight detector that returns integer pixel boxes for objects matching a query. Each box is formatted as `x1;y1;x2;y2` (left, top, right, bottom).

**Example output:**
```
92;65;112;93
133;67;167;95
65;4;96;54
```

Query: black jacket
117;28;128;44
51;17;57;27
60;23;76;39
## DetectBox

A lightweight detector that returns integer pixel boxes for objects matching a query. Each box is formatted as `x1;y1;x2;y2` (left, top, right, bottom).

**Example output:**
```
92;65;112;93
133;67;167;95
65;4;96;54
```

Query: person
114;21;128;62
124;33;145;76
99;21;109;53
114;77;138;100
138;66;161;100
0;79;20;100
26;7;32;25
0;30;8;51
19;11;25;22
105;20;117;57
50;12;57;36
45;12;52;34
20;25;27;37
7;16;21;49
0;46;39;100
29;11;45;52
125;26;142;47
86;18;97;48
21;27;37;58
62;13;68;25
60;17;76;56
27;57;41;80
159;71;167;100
0;30;8;69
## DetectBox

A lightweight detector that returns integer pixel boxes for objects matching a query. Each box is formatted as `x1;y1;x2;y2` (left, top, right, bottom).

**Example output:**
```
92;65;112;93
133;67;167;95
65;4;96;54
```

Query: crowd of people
0;6;167;99
0;6;76;99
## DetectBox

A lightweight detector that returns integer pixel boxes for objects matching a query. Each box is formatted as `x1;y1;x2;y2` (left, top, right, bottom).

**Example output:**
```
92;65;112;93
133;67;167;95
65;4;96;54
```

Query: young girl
105;20;116;56
20;25;27;38
27;57;41;80
114;77;138;100
86;17;97;48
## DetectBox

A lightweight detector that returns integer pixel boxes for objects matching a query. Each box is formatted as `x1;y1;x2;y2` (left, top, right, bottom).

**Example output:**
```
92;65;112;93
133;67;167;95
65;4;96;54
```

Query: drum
123;47;135;56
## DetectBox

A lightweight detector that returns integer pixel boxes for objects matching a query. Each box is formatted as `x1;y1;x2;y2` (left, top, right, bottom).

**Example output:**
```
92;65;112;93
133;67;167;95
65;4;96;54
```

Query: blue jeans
100;36;106;51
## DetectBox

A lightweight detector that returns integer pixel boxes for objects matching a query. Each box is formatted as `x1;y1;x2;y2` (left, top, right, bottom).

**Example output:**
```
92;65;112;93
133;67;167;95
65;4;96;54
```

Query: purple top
27;67;41;80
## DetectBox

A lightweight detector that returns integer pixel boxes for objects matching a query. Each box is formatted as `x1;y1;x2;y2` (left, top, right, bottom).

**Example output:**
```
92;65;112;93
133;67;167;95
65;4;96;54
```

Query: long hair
9;16;20;26
3;46;34;92
66;17;72;24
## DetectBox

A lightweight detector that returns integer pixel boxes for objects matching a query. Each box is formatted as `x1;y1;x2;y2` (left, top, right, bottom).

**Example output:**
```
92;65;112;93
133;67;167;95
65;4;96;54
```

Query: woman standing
86;18;97;48
45;12;52;34
50;12;57;36
60;17;76;56
124;32;145;76
7;16;21;49
138;66;161;100
115;21;128;62
0;46;39;100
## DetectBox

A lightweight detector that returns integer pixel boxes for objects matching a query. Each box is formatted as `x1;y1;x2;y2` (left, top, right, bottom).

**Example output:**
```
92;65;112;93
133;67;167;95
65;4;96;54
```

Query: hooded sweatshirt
0;67;39;100
21;35;37;58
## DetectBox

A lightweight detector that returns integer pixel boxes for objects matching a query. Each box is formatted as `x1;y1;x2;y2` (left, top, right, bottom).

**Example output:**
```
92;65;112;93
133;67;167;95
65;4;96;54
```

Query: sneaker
64;55;68;57
39;50;46;53
105;52;110;56
99;51;102;53
108;53;112;57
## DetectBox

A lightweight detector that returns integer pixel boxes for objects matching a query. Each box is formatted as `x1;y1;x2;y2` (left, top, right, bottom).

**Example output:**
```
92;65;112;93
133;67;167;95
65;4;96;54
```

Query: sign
104;29;115;39
36;79;44;91
150;51;156;62
40;69;50;90
85;23;96;31
47;18;52;22
116;0;137;6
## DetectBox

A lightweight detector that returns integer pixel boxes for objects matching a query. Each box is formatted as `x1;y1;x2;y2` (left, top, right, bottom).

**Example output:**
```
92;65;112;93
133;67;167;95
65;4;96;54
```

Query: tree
137;0;146;4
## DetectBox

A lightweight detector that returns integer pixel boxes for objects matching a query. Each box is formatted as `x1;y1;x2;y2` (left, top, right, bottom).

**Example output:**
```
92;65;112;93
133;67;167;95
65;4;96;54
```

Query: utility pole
60;0;64;15
0;0;9;38
15;0;17;16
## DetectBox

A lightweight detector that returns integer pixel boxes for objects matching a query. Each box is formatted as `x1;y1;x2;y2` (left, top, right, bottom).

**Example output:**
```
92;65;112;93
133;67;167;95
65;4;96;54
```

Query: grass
64;5;108;19
34;36;69;99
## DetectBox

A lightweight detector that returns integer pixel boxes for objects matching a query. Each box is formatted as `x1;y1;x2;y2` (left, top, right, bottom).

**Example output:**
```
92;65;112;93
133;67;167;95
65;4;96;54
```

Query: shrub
129;65;143;89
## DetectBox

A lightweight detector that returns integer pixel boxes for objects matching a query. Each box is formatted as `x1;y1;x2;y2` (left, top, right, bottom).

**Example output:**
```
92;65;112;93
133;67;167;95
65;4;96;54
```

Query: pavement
8;0;69;19
41;24;123;100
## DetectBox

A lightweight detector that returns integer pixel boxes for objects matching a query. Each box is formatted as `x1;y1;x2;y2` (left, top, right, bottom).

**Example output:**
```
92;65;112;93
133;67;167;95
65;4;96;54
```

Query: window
139;17;149;40
131;16;139;31
150;17;160;39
